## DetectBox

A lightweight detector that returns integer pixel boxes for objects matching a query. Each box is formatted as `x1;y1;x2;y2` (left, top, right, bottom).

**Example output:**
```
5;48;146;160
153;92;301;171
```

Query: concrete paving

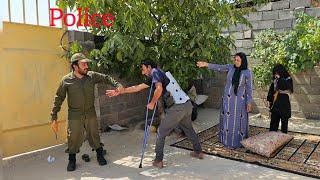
3;108;320;180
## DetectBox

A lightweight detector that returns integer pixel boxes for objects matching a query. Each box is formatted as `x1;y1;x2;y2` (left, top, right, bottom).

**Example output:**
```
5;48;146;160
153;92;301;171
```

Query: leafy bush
252;12;320;87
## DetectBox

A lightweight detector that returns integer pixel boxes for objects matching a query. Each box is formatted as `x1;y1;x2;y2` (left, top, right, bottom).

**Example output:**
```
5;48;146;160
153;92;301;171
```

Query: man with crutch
106;60;204;168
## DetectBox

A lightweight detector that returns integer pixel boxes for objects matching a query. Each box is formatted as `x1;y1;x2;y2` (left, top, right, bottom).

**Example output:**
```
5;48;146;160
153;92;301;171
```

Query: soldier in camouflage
50;53;123;171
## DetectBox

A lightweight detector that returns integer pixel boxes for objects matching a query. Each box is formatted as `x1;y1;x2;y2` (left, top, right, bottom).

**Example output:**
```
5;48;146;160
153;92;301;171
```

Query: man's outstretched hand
106;86;124;97
106;89;121;97
196;61;209;68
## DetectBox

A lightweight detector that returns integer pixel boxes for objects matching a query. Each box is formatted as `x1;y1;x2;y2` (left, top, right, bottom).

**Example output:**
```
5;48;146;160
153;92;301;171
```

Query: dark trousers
155;101;202;161
270;112;289;133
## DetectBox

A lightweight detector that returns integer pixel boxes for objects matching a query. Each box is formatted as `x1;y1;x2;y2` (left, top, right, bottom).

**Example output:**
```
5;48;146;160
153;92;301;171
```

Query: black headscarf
232;52;248;95
272;63;290;80
272;63;293;93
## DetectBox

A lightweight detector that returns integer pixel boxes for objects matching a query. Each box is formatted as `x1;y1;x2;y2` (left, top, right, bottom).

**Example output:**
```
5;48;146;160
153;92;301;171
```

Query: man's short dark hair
71;61;78;70
141;60;157;69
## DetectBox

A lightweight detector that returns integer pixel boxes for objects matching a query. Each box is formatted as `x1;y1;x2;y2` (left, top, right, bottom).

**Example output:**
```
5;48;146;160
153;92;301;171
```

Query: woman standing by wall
197;52;253;149
267;64;293;134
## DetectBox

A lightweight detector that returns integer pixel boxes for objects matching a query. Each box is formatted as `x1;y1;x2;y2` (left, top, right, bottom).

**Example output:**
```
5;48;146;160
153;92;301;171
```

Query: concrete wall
96;81;148;131
0;22;69;157
202;73;227;109
253;66;320;119
204;0;320;120
224;0;319;58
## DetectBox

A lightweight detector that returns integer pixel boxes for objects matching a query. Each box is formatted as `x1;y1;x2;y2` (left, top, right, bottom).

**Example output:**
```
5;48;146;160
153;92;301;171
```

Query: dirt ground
3;108;320;180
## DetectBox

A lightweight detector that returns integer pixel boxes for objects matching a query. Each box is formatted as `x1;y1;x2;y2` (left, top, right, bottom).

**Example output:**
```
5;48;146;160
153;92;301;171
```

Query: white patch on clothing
165;72;190;104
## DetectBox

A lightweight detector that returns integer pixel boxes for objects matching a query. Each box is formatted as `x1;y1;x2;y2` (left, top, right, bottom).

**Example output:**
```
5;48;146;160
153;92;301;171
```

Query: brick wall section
202;73;227;109
222;0;319;65
95;77;148;131
252;67;320;119
68;30;94;42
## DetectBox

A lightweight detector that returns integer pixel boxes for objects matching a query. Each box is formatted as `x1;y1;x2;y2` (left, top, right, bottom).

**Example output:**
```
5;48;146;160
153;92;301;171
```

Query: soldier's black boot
96;147;107;166
67;153;76;171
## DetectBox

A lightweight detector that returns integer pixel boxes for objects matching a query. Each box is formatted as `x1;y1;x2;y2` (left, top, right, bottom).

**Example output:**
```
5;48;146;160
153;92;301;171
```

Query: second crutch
139;83;158;168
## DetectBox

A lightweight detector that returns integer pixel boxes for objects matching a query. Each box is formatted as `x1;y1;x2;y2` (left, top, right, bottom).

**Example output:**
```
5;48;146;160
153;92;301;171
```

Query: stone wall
254;67;320;119
204;0;320;120
223;0;320;58
95;79;148;131
202;73;227;109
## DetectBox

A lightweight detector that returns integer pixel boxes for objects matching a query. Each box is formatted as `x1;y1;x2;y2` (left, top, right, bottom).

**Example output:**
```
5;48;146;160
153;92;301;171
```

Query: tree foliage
58;0;270;89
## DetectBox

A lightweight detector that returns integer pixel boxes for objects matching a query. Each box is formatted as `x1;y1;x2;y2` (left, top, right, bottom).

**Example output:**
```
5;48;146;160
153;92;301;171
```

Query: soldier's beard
78;68;88;75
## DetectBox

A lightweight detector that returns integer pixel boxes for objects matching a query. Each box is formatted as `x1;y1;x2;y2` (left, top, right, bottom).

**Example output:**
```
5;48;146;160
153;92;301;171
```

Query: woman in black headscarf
197;52;253;149
267;64;293;133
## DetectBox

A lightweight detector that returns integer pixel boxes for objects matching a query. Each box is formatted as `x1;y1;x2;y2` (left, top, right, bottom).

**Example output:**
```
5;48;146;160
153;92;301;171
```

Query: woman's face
234;55;242;68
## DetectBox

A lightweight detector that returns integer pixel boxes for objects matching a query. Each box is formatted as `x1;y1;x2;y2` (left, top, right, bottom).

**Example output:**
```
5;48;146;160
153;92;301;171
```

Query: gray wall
95;79;148;131
253;67;320;119
223;0;320;58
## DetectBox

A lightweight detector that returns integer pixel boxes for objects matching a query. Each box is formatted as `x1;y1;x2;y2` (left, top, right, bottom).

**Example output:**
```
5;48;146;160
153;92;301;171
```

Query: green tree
57;0;269;89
